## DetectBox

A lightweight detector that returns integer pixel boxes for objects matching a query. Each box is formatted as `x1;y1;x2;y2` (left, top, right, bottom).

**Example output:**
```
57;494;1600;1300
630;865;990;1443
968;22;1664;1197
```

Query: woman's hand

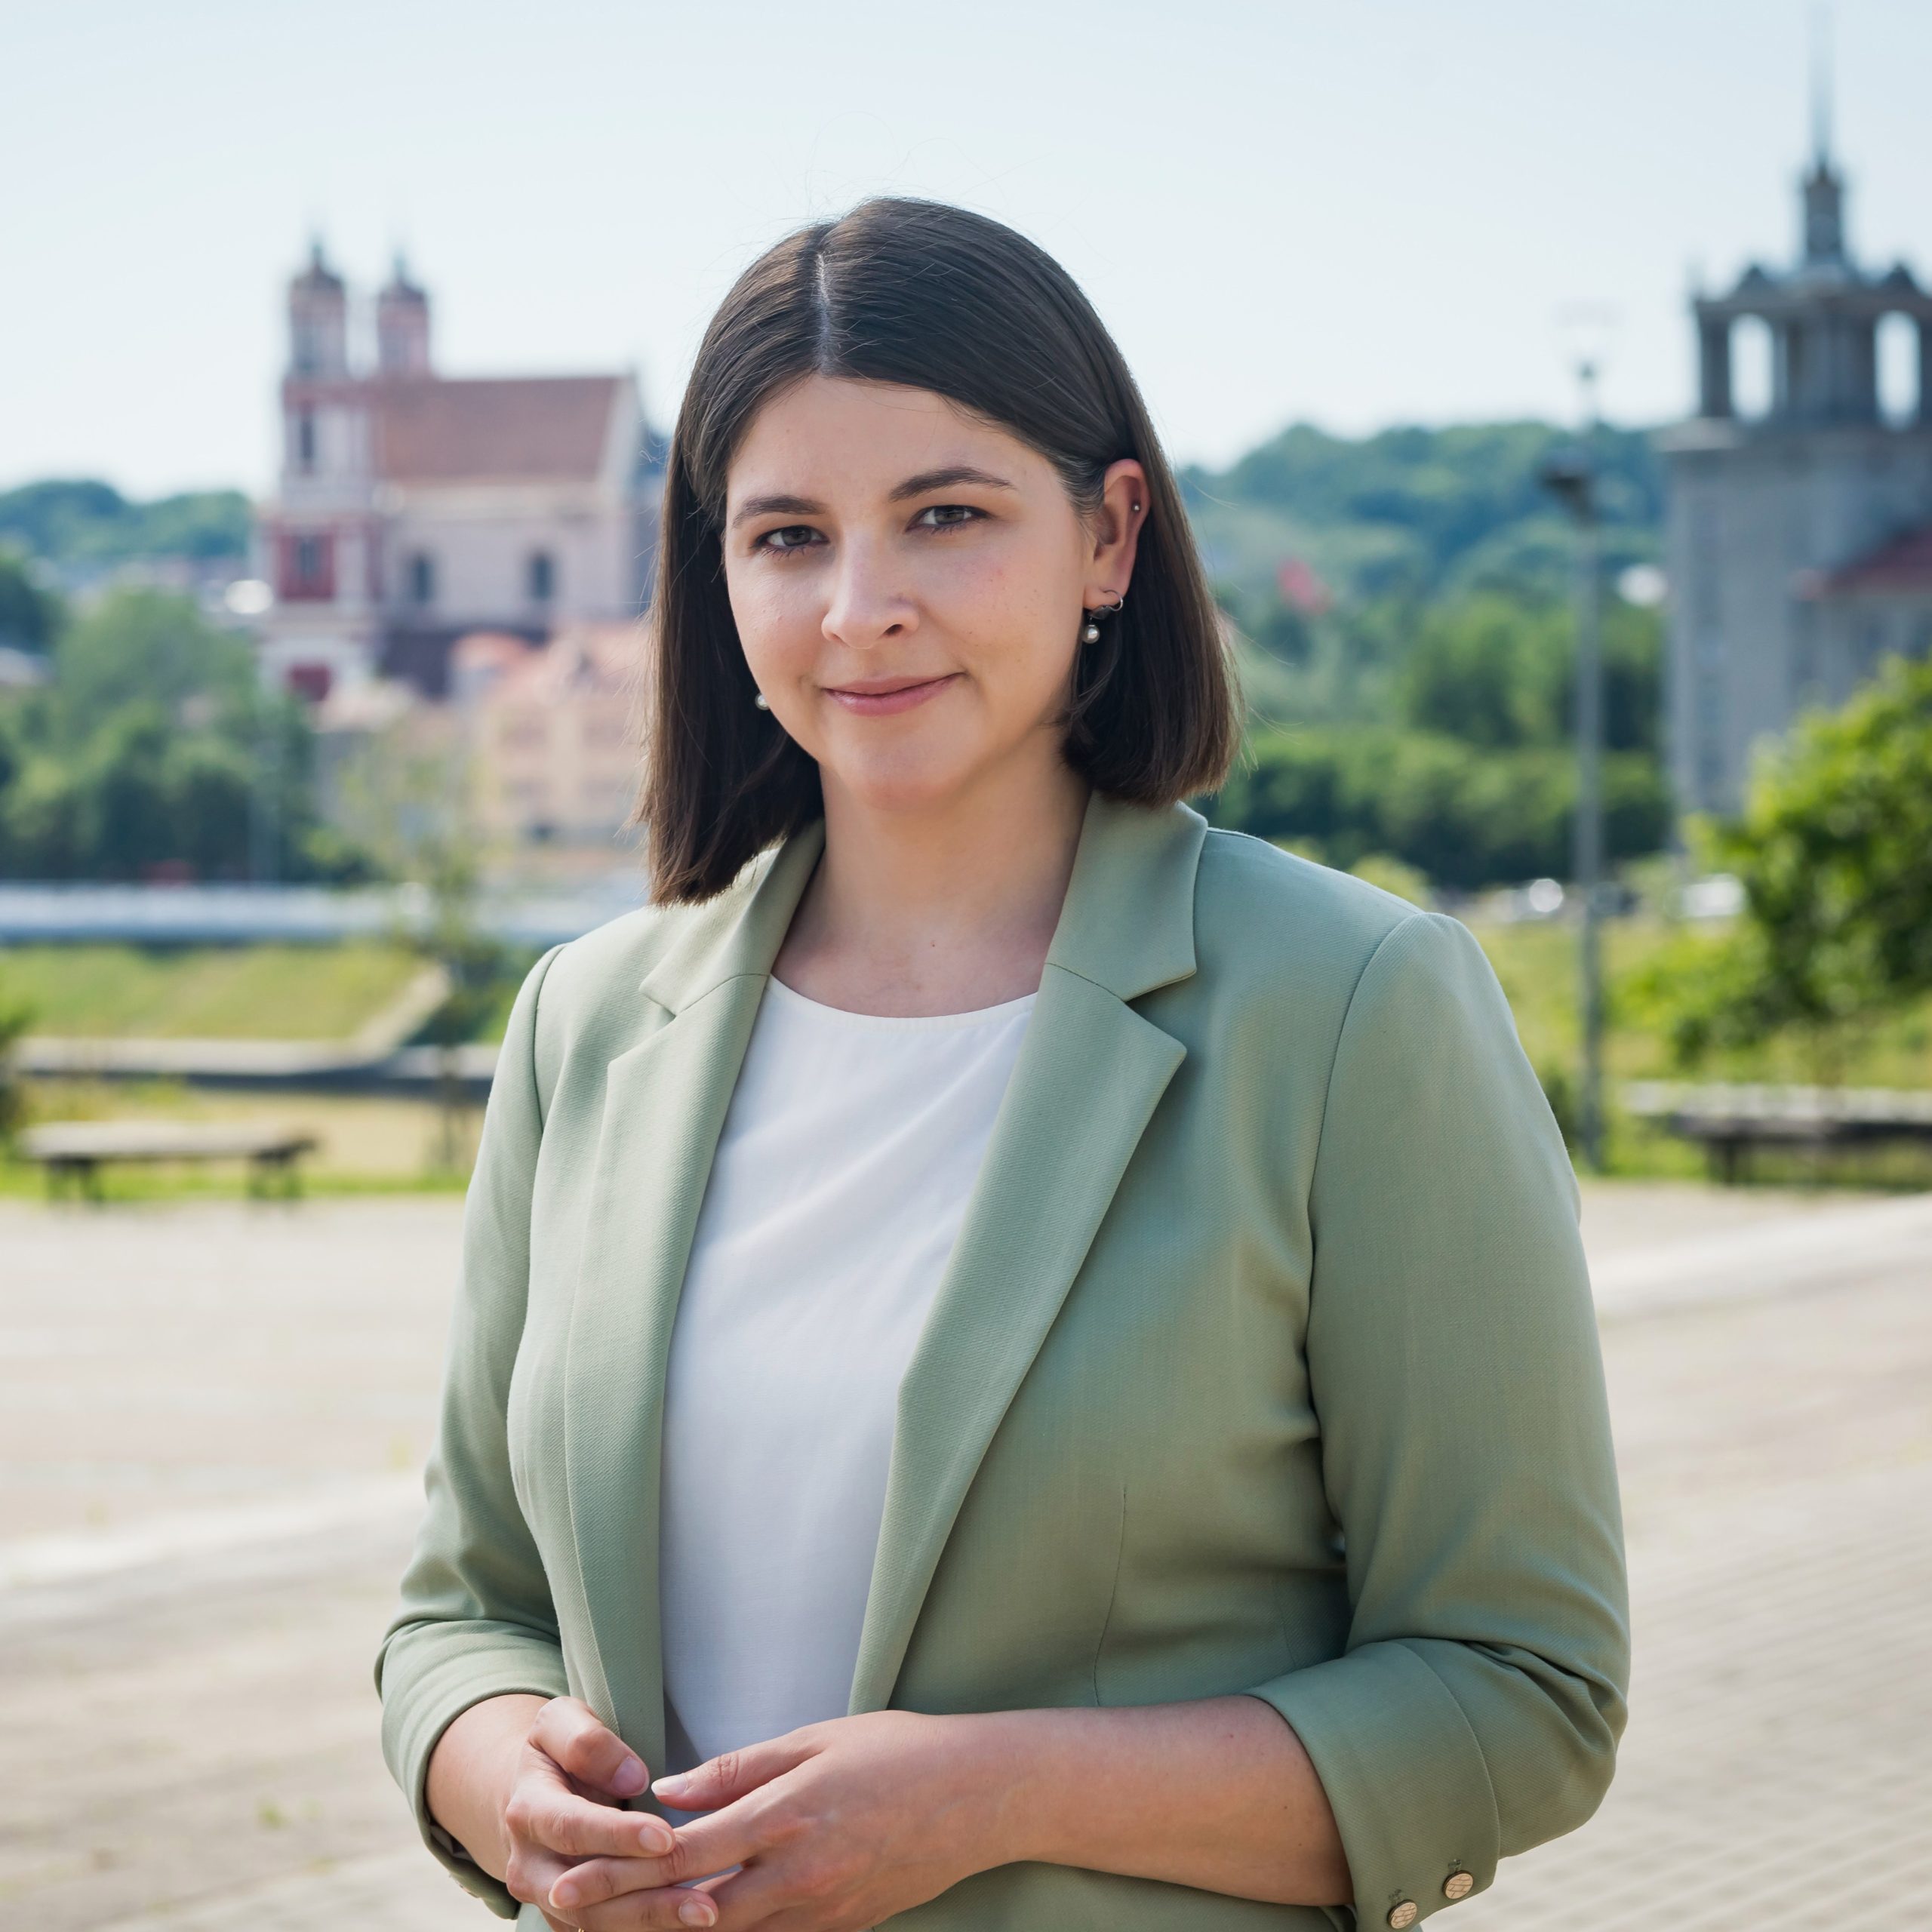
497;1698;683;1931
543;1709;1015;1931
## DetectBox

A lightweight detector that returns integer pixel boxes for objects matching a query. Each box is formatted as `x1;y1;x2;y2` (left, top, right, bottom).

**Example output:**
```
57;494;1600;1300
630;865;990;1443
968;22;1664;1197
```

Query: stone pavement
1;1186;1927;1930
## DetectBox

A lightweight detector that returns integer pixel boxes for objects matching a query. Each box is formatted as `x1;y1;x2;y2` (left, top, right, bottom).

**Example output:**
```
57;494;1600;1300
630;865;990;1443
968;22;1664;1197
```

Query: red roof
371;375;626;484
1821;522;1932;596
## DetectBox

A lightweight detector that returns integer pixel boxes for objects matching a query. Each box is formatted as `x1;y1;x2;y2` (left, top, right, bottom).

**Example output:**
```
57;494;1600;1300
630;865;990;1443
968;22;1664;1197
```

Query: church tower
1660;80;1932;817
376;256;432;377
286;239;349;378
259;237;380;697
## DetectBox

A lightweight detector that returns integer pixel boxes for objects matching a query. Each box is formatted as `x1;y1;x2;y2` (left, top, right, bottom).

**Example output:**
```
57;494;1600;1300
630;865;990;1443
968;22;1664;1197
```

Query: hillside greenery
1183;418;1663;607
0;479;251;572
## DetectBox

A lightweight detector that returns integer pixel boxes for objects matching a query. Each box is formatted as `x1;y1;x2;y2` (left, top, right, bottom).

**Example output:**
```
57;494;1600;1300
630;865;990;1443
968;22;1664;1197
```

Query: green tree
0;588;367;884
0;549;63;652
1211;724;1669;891
52;586;252;727
1654;654;1932;1069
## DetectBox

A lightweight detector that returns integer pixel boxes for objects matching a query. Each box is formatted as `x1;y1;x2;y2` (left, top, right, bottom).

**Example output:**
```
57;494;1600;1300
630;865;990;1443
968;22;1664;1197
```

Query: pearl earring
1080;615;1101;645
753;692;770;711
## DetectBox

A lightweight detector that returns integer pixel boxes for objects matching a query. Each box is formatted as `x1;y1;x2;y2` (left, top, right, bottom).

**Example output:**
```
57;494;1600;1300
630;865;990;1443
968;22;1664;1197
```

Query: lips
821;672;960;717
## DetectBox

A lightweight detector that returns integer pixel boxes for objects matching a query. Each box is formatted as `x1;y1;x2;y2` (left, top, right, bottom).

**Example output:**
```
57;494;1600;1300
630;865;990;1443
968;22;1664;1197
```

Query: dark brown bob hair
638;195;1238;903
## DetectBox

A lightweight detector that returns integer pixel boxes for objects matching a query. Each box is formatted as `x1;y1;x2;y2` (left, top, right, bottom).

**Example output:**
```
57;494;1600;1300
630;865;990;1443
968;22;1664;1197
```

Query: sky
5;0;1930;499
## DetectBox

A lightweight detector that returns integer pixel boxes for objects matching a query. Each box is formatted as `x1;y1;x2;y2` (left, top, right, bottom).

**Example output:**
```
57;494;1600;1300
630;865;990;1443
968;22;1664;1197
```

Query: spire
1800;6;1847;266
1810;4;1832;168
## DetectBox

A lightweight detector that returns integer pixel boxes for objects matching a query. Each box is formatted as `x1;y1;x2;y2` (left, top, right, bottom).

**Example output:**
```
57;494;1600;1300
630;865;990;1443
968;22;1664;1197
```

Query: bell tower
260;235;380;697
287;238;349;379
376;255;432;377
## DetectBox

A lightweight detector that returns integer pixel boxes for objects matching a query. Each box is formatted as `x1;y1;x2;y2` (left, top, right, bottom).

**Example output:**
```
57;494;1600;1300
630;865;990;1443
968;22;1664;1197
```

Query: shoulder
1189;827;1509;1046
1192;826;1423;992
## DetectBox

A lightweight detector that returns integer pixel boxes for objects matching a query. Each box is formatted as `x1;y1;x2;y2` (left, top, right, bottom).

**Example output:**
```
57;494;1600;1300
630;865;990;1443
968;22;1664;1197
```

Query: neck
776;752;1091;1017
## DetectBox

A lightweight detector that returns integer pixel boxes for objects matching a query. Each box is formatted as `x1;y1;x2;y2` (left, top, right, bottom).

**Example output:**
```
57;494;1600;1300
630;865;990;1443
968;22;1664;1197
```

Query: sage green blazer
376;792;1628;1932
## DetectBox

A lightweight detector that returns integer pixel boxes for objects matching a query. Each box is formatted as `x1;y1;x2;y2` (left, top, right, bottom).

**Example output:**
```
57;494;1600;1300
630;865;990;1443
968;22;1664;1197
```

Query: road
2;1185;1927;1931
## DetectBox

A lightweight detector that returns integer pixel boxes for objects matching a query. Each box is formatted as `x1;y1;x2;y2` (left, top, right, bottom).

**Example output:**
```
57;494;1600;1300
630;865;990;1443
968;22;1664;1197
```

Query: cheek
938;543;1081;702
724;564;815;675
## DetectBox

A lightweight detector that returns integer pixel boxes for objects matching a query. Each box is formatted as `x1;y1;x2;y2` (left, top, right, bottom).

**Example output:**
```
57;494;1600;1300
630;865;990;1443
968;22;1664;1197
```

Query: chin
827;754;980;818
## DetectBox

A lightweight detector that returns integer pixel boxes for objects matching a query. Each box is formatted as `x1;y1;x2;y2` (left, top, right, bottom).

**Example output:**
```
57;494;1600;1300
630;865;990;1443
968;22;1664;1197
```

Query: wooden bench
1623;1082;1932;1184
17;1121;320;1199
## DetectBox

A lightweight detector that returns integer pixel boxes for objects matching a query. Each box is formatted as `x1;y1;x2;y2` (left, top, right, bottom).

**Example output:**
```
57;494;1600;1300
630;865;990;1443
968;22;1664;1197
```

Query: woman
377;198;1628;1932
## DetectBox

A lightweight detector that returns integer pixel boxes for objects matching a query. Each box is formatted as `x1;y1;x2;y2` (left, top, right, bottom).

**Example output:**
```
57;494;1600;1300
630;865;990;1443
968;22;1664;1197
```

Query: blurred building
449;623;642;844
1663;117;1932;814
256;244;661;702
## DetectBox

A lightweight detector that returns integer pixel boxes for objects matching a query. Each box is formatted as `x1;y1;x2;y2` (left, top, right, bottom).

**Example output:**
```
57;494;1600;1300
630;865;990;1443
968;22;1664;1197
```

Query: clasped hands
507;1696;1009;1932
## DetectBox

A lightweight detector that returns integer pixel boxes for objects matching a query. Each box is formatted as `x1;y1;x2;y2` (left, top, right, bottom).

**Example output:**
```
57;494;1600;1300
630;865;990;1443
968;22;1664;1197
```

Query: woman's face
721;375;1144;816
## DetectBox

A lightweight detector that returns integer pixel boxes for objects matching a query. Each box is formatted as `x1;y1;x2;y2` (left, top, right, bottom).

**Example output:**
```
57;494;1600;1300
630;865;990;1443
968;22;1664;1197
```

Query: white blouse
657;974;1035;1777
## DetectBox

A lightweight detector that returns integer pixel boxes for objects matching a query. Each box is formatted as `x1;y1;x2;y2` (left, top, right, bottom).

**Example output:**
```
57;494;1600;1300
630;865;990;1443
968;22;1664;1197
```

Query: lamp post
1540;363;1606;1171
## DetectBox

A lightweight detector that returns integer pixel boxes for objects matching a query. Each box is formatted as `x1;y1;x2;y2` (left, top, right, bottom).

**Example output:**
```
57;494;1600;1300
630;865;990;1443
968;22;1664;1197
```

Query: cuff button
1389;1904;1419;1929
1444;1872;1475;1901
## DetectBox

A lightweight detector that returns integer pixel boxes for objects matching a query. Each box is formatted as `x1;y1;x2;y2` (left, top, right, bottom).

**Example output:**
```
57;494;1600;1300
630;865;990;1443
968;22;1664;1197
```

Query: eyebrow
731;493;825;529
888;466;1015;503
728;466;1016;530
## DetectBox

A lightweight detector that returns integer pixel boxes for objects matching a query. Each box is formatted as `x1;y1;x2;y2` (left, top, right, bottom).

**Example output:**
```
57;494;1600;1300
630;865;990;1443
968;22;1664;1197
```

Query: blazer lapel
561;823;825;1769
848;795;1209;1713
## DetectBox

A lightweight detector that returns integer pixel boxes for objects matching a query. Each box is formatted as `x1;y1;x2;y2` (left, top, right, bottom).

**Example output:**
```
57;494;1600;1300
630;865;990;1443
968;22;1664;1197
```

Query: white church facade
256;245;659;699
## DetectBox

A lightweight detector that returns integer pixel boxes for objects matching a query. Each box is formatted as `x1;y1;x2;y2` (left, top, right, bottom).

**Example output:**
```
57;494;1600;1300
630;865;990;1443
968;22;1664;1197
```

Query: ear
1083;457;1150;610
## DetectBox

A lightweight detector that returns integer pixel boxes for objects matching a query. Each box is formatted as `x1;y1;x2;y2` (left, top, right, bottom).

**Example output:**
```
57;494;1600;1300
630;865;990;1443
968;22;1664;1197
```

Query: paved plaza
2;1184;1928;1930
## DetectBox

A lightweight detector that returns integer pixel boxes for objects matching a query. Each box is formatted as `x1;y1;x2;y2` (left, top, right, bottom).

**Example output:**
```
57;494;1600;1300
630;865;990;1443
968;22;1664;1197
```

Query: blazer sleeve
1246;911;1629;1930
374;943;572;1920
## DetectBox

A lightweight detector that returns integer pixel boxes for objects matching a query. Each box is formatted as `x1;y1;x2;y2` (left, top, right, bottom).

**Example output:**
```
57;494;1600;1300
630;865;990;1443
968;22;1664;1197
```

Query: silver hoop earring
1102;592;1126;614
753;692;771;711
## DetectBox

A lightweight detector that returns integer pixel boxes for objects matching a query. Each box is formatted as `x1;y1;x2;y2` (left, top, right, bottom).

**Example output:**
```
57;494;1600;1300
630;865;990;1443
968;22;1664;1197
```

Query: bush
1648;653;1932;1069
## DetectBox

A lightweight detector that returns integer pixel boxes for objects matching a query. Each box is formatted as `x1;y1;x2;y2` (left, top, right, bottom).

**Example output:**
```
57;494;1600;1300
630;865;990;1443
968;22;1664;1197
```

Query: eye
912;503;983;531
755;524;822;554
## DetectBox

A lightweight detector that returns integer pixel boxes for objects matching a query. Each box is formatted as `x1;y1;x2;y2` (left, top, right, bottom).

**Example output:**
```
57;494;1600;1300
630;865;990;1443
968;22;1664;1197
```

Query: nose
821;535;917;651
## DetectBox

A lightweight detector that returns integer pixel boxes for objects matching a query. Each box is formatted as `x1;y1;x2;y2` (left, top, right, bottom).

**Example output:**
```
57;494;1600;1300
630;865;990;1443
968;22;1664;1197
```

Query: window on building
278;531;335;602
407;552;436;607
528;550;556;602
295;409;317;472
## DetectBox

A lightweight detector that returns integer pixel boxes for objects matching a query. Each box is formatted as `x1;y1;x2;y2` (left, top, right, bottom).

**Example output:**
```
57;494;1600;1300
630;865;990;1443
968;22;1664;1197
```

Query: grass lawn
0;942;424;1041
1469;916;1932;1092
1469;915;1932;1186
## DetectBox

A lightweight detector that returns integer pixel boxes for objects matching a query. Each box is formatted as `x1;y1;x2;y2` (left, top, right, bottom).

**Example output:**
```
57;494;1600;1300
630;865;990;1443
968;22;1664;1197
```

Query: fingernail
609;1755;648;1796
678;1899;716;1928
551;1883;579;1911
653;1773;689;1799
638;1817;674;1854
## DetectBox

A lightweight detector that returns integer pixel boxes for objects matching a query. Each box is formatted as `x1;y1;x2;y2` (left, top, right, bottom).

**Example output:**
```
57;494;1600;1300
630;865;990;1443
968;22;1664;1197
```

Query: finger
651;1735;811;1814
689;1858;804;1930
531;1697;652;1799
503;1840;581;1920
508;1769;675;1860
564;1879;723;1931
548;1841;745;1918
